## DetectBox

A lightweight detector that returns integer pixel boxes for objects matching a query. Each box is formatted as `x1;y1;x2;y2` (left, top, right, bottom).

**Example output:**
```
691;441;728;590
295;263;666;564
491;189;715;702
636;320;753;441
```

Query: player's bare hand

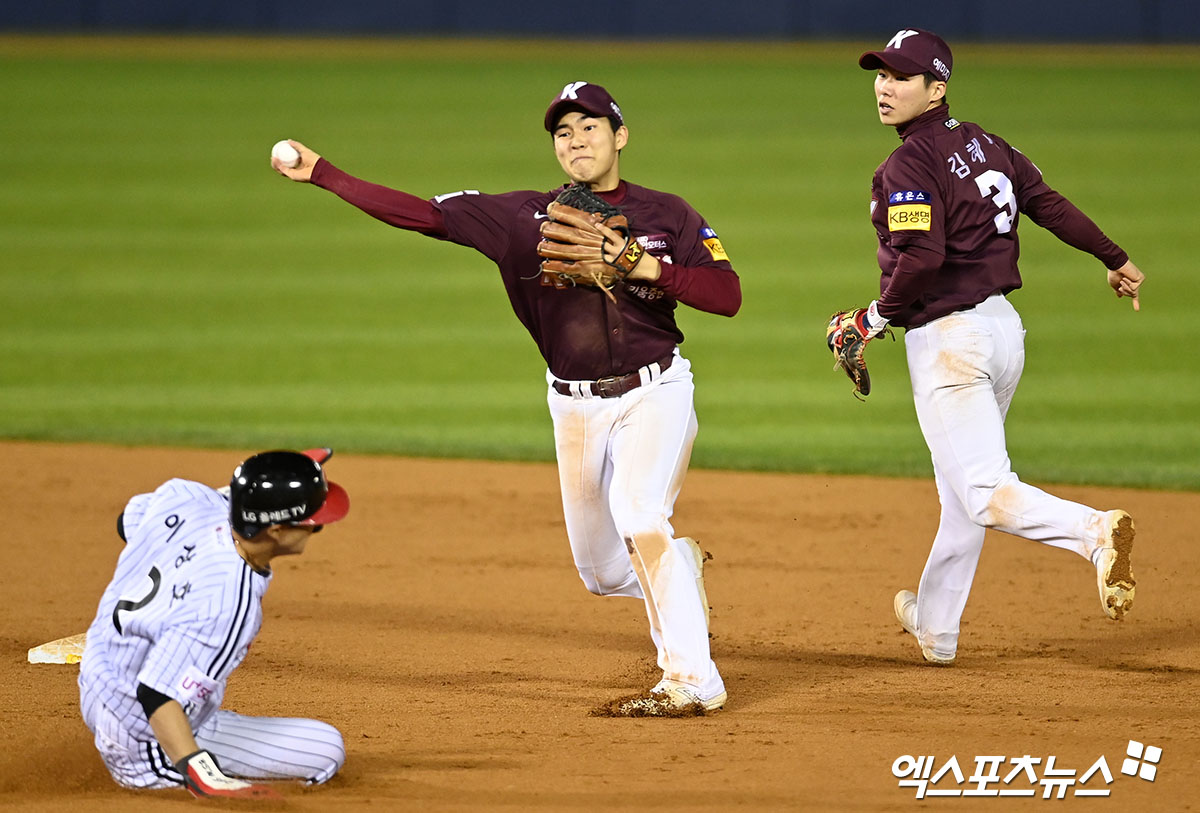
271;140;320;183
1107;260;1144;311
594;220;626;263
591;220;653;280
624;251;661;282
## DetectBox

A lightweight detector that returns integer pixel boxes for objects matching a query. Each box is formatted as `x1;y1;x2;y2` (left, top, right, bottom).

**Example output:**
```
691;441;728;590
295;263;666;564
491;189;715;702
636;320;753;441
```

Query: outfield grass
2;36;1196;489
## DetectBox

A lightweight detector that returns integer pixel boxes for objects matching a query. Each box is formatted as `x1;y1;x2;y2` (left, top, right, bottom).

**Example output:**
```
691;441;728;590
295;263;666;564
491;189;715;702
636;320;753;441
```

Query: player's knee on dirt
305;723;346;785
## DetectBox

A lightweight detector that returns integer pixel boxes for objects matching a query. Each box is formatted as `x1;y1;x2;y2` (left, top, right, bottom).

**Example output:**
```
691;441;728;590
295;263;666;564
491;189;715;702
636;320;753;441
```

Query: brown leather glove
536;183;644;299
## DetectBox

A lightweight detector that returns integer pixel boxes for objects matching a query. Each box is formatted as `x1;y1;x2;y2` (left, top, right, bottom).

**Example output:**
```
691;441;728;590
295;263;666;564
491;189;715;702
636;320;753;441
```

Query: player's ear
614;125;629;151
931;81;947;103
259;524;290;544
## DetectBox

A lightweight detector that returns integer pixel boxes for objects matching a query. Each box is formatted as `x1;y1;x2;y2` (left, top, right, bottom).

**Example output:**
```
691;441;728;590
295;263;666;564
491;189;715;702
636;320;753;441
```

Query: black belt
552;353;674;399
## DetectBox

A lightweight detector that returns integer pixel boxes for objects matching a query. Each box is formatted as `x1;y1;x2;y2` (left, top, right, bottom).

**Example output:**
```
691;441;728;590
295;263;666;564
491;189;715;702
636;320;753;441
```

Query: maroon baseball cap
544;81;624;132
859;28;952;82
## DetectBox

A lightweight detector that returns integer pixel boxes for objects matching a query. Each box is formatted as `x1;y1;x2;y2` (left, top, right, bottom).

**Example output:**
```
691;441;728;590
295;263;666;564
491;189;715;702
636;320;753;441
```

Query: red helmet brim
300;481;349;527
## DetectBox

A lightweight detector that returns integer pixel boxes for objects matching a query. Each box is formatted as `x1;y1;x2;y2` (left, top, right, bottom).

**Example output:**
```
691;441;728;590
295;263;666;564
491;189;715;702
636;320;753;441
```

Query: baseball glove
536;183;644;301
826;307;893;399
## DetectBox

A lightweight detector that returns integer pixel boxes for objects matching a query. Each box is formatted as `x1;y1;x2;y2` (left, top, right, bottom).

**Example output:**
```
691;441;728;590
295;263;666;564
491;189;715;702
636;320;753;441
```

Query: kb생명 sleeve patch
699;227;729;261
887;190;932;231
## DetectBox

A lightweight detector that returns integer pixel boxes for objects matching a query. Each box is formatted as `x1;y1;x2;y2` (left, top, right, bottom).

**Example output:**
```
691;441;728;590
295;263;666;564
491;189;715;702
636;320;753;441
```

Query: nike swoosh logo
534;212;549;219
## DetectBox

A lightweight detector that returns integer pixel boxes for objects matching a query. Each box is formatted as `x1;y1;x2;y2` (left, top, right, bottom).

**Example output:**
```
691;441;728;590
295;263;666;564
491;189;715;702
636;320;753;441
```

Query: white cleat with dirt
1095;510;1136;620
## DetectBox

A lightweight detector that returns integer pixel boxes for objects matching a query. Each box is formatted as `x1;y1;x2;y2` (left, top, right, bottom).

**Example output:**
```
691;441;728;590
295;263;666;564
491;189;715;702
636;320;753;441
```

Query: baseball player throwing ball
272;82;740;715
79;449;350;797
827;30;1145;664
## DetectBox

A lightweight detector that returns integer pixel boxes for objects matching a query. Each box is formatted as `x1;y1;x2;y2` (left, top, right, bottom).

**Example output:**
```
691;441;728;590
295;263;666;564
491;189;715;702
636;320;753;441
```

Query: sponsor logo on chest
627;283;667;301
636;234;670;252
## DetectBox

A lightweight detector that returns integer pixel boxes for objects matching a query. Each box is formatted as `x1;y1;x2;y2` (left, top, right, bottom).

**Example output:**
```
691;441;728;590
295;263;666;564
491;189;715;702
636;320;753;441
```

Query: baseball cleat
894;590;955;665
606;680;727;717
1095;510;1136;620
680;537;712;628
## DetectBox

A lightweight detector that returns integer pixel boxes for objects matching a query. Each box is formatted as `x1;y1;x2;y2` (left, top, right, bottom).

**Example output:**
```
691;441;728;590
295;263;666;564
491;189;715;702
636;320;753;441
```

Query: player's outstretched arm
1107;259;1144;311
270;139;321;183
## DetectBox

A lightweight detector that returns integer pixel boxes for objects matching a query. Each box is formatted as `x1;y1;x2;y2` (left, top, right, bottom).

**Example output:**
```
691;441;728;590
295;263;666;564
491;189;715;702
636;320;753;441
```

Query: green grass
2;36;1197;489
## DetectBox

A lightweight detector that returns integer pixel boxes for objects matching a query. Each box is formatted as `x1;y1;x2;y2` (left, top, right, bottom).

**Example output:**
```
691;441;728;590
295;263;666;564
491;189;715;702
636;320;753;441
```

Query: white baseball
272;140;301;168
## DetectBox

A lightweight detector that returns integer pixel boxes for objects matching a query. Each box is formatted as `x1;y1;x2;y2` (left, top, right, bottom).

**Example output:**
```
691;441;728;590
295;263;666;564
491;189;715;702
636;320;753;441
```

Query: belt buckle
594;375;624;398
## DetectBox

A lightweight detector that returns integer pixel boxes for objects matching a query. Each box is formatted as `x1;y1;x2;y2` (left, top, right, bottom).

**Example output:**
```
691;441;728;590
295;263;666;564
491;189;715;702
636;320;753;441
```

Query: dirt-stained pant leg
549;382;645;601
80;691;344;788
548;353;722;696
548;365;663;657
905;295;1109;657
608;364;722;695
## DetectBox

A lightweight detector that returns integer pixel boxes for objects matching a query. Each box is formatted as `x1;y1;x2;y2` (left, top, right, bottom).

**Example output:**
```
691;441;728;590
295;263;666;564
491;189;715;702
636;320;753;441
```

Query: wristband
863;300;890;340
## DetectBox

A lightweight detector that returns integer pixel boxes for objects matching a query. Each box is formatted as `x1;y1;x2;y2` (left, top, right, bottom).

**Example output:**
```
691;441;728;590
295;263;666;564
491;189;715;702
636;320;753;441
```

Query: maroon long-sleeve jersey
871;105;1127;329
312;161;740;381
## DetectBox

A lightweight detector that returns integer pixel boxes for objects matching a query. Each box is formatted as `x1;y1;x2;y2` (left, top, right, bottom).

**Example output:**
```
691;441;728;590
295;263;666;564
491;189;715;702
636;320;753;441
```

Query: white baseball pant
81;690;345;789
904;294;1113;659
547;350;724;699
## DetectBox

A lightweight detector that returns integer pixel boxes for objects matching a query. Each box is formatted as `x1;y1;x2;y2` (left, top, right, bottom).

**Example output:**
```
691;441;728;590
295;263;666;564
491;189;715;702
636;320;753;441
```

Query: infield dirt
2;441;1198;811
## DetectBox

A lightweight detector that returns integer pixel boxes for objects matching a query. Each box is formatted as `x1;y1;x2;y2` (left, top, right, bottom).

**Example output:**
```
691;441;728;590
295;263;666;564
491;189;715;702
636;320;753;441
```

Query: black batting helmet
229;449;350;539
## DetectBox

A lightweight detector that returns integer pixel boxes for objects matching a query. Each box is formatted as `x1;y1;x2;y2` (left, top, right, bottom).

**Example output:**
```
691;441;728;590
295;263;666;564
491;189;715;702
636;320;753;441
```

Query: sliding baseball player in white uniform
79;449;350;798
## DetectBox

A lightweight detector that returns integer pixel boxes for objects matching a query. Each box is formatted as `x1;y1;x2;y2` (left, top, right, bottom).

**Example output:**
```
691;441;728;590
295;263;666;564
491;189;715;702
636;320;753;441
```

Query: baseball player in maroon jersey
272;82;739;714
842;30;1145;664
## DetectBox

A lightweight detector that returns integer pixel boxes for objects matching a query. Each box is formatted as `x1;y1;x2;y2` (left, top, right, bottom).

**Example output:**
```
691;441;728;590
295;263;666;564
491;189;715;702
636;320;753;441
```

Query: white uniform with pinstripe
79;478;344;789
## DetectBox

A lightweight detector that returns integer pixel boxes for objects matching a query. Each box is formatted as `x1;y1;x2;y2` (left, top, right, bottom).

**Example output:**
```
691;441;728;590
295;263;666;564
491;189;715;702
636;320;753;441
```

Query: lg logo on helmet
242;504;308;524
